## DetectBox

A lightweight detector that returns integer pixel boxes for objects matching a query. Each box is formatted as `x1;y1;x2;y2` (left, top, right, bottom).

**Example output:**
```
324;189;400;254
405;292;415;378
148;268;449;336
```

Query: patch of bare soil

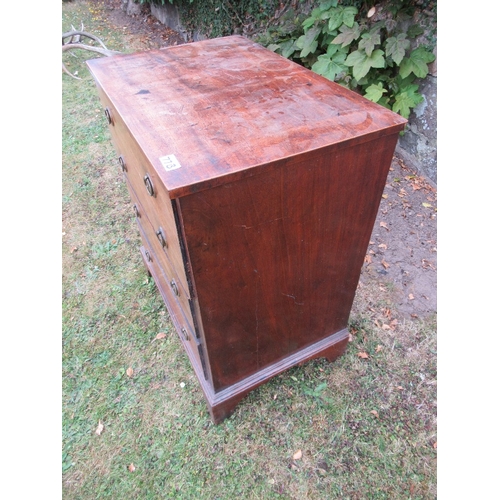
362;157;437;319
99;0;437;321
102;0;186;49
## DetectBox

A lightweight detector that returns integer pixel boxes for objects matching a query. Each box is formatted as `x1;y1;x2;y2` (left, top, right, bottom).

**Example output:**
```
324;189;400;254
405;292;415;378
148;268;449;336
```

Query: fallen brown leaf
128;463;136;472
126;367;134;378
357;351;369;359
293;449;302;460
375;345;383;353
381;260;390;269
380;222;389;230
408;293;414;300
154;332;167;340
370;410;379;418
422;259;436;270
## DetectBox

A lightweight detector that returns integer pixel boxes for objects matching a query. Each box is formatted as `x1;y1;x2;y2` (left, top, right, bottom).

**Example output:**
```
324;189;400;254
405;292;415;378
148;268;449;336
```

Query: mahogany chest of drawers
87;35;406;423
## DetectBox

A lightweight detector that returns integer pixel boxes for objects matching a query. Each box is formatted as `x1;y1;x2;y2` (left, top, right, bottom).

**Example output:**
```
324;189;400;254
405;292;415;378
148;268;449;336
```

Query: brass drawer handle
133;204;140;218
145;250;152;262
156;227;167;248
144;174;155;197
104;107;113;125
181;327;190;342
118;155;127;172
170;279;179;297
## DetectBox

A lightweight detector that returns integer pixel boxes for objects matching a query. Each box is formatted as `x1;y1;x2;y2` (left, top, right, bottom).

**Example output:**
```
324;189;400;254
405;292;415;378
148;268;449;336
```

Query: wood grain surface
87;35;406;198
87;35;407;421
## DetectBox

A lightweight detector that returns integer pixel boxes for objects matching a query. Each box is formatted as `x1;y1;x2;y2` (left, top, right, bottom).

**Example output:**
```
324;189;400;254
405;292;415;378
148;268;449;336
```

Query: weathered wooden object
87;35;406;423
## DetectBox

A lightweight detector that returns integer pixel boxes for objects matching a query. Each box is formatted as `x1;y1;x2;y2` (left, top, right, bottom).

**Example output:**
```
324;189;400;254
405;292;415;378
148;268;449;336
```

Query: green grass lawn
62;2;436;498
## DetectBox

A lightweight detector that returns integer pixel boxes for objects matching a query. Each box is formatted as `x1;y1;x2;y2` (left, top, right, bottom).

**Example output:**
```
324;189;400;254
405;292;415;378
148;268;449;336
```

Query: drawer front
126;179;190;302
134;200;196;336
138;240;207;379
125;161;190;298
97;88;190;297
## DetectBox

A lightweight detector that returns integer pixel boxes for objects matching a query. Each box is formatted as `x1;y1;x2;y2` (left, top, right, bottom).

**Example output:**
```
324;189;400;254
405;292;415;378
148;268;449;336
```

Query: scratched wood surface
87;35;406;199
178;132;399;391
88;36;407;420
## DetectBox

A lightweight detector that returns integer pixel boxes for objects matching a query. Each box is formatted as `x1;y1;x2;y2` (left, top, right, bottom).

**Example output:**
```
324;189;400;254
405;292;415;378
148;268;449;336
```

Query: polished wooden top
87;35;406;198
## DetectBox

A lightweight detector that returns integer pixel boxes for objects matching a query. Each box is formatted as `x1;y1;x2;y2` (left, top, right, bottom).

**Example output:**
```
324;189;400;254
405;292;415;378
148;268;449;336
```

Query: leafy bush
265;0;436;118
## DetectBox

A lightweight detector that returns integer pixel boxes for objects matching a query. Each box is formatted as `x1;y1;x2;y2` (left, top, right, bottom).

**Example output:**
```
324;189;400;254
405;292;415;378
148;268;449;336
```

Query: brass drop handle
156;227;167;247
170;279;179;297
133;204;140;218
144;174;154;196
181;327;189;341
104;107;113;125
145;250;152;262
118;155;127;172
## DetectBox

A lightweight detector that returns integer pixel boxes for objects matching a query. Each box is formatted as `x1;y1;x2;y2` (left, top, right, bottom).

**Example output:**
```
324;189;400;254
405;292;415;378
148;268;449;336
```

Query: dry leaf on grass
154;332;167;340
95;420;104;435
370;410;379;418
128;463;136;472
126;367;133;377
357;351;369;359
293;450;302;460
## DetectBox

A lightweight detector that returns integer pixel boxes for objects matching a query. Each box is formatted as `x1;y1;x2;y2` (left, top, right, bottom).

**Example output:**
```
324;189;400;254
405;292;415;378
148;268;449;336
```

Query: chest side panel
179;133;398;391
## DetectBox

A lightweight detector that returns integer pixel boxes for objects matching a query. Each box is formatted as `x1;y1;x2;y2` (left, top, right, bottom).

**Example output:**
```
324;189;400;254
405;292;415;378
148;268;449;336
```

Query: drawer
125;164;190;298
135;203;196;336
138;242;207;380
126;179;190;300
97;88;190;297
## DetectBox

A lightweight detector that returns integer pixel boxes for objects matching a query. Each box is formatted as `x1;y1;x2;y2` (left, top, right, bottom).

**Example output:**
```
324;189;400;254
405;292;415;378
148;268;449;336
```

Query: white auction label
159;154;182;171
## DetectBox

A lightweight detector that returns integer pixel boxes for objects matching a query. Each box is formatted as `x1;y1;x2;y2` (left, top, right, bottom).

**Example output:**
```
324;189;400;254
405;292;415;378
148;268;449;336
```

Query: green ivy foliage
265;0;436;118
138;0;435;119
